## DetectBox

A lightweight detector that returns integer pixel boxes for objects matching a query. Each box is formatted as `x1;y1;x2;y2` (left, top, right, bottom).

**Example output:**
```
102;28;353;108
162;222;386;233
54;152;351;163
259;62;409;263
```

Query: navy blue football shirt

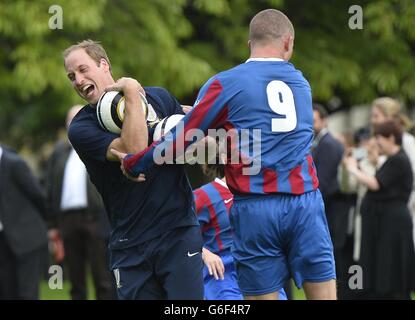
68;87;199;251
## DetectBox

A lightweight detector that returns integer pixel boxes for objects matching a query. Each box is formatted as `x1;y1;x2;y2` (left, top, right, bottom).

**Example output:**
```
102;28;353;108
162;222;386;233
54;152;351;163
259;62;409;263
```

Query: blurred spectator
312;104;355;299
339;128;384;264
45;105;114;300
312;103;344;201
344;120;415;299
371;97;415;247
0;144;48;299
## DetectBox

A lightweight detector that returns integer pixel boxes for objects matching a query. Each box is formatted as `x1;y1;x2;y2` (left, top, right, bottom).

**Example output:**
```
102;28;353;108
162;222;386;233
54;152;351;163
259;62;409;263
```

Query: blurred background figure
312;103;355;299
312;103;344;212
339;127;379;263
0;144;48;299
370;97;415;248
338;127;378;299
344;120;415;299
45;105;115;300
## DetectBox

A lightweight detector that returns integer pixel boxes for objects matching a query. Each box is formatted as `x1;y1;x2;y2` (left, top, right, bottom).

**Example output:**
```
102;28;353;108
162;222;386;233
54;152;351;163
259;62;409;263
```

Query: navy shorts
110;226;204;300
230;189;336;296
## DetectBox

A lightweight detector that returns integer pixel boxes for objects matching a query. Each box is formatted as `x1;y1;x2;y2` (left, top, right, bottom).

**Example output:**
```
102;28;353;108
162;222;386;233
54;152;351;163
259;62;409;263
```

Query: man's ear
282;35;294;61
247;39;251;49
99;58;110;71
289;36;294;51
283;35;292;51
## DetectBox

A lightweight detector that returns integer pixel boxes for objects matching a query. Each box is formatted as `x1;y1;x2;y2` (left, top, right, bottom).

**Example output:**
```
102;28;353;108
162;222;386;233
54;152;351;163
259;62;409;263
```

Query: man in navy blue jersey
63;40;204;300
113;9;337;300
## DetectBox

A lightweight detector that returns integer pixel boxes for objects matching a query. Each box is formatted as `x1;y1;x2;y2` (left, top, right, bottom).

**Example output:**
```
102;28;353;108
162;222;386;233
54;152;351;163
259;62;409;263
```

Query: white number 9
266;80;297;132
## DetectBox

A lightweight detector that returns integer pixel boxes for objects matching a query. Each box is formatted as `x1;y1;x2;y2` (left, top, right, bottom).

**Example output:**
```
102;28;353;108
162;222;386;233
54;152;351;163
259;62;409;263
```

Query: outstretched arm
114;78;230;177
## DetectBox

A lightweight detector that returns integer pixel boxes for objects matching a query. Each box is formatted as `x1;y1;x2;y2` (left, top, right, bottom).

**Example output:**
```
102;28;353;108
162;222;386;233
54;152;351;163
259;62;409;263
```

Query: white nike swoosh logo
187;251;199;257
224;198;233;204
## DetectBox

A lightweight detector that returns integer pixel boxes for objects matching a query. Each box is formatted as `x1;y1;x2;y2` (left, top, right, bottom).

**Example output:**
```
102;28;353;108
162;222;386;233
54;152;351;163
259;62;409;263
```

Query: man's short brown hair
373;120;403;146
313;103;328;119
249;9;294;46
63;39;112;71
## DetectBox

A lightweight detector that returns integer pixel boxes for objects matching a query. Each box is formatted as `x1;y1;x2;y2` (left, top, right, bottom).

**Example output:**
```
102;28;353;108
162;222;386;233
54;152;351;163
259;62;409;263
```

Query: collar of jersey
214;178;228;189
246;58;284;63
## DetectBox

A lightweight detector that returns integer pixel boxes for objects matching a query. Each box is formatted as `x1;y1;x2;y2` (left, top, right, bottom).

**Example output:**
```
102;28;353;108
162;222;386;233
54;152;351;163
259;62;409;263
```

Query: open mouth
81;84;95;98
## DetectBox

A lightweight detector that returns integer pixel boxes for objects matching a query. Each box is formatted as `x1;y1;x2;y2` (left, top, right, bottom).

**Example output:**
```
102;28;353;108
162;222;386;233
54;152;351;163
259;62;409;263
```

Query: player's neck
250;47;285;61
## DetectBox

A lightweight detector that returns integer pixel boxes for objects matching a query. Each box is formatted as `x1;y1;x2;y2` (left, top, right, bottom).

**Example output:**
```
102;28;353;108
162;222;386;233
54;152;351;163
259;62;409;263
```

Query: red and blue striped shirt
194;178;234;253
124;59;319;195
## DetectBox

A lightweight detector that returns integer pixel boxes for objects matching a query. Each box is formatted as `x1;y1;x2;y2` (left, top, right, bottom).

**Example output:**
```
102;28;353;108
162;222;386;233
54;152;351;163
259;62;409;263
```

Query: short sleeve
193;189;210;226
375;156;401;189
151;87;184;116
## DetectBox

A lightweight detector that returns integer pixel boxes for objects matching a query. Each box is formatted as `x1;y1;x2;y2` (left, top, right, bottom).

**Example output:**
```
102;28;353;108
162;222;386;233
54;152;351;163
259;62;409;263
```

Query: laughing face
64;48;114;105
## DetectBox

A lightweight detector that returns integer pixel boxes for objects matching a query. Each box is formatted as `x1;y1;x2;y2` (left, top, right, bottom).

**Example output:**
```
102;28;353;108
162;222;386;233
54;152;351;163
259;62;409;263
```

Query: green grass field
40;277;96;300
40;278;306;300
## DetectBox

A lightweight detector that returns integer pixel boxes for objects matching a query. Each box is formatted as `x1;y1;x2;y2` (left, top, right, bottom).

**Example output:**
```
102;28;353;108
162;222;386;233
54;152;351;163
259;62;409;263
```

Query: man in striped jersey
112;9;336;300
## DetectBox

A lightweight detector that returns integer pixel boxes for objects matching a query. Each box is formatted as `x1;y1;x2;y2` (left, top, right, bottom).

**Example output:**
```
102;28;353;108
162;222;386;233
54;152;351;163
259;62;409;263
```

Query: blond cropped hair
63;39;112;71
249;9;294;46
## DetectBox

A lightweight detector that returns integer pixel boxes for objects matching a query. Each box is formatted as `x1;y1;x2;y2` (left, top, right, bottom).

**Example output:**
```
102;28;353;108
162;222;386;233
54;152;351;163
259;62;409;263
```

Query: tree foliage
0;0;414;148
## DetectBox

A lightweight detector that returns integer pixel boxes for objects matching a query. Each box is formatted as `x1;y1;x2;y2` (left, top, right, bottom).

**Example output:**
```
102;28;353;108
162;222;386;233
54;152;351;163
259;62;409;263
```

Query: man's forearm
121;92;148;153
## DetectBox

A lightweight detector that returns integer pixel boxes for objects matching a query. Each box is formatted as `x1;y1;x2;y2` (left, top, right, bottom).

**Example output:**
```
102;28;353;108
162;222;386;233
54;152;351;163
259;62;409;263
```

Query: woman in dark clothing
344;120;415;299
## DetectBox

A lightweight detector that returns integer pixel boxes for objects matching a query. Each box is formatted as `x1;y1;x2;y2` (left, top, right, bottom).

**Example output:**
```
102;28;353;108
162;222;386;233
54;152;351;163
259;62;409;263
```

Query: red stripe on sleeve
195;189;223;251
124;141;158;172
184;79;224;134
193;189;204;214
173;79;225;160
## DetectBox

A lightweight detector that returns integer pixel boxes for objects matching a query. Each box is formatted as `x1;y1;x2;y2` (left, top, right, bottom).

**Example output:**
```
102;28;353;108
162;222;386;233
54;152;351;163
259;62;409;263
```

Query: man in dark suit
0;145;48;299
312;104;356;299
312;104;344;204
45;105;114;300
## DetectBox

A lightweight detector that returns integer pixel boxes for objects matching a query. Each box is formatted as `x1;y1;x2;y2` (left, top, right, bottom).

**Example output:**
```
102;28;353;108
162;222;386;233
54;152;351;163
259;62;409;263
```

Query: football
96;91;149;134
153;114;185;141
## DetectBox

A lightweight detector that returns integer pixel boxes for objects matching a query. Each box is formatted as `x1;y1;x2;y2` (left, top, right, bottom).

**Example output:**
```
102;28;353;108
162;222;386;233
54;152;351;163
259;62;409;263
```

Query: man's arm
105;77;148;161
113;78;230;177
344;156;380;191
315;137;344;196
44;144;61;227
202;248;225;280
12;156;47;217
